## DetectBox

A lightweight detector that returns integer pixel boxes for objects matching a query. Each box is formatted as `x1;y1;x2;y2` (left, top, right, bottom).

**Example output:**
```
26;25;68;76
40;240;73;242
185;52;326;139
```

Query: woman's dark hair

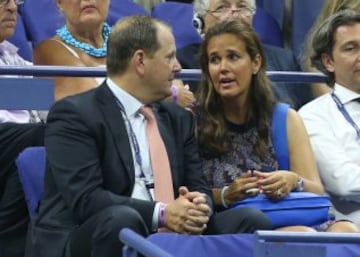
197;19;275;158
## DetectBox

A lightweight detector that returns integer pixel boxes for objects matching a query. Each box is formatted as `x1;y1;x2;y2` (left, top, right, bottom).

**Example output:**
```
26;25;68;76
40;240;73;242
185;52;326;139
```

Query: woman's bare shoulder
33;36;83;66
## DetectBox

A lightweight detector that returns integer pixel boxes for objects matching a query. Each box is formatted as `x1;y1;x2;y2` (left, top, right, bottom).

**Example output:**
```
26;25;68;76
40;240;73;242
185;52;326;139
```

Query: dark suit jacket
177;43;314;110
28;82;212;257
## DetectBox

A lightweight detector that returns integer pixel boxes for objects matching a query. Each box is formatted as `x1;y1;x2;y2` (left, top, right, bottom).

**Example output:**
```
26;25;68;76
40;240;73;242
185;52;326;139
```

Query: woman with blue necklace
33;0;110;101
33;0;196;106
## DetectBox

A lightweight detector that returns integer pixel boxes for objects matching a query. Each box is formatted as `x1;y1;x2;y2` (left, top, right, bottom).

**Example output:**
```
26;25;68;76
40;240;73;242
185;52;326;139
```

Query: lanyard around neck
331;93;360;139
115;97;154;201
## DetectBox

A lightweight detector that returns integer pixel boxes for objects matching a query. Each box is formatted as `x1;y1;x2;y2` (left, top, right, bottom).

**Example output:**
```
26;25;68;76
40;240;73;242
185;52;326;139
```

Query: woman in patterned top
196;19;358;232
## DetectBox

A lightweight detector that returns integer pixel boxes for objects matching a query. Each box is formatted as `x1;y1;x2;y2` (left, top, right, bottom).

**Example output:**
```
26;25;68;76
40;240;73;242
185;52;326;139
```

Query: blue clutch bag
231;192;331;228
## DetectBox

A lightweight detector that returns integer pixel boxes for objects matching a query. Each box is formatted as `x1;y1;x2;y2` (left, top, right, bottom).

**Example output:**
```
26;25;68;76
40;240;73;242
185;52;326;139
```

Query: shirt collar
333;83;360;104
106;78;143;117
0;41;18;56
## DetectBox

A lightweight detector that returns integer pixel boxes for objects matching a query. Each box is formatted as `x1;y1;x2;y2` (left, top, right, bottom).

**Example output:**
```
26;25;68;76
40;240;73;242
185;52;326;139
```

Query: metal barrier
0;65;327;82
0;65;328;109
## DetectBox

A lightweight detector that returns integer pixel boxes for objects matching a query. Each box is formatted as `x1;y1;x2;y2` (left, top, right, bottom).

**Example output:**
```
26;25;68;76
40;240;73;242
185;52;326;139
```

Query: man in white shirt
0;1;45;256
299;10;360;227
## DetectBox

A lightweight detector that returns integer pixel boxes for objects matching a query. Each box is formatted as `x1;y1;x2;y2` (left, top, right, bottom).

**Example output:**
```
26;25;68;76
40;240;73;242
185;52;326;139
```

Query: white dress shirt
0;41;31;123
299;83;360;226
107;78;161;230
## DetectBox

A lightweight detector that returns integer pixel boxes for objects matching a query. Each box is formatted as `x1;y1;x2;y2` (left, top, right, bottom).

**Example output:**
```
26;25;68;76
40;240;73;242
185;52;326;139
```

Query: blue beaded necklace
56;22;111;58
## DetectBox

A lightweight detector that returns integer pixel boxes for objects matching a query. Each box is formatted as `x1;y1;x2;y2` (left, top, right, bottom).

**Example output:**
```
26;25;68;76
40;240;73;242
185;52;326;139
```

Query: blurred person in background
299;10;360;228
302;0;360;97
0;0;45;256
34;0;195;106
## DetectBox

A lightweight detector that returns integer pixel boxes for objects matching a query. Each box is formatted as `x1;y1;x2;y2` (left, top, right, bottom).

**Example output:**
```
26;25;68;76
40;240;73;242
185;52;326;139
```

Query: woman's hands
254;170;298;200
223;171;260;206
222;170;299;206
171;80;196;108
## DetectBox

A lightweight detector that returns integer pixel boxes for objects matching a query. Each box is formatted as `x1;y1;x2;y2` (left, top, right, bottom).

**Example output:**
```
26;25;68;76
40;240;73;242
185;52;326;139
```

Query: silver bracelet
221;186;229;208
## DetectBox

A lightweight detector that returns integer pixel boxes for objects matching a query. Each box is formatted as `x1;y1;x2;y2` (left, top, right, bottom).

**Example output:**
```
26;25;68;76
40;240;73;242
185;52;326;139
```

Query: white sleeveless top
52;39;106;84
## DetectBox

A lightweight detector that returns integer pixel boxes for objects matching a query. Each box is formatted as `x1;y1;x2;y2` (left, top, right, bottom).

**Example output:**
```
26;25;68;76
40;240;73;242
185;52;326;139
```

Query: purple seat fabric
151;2;202;49
291;0;325;57
15;146;46;217
253;7;284;48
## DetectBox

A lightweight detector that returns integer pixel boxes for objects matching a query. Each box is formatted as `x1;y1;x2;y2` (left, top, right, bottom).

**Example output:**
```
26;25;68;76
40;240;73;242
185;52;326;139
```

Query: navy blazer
28;82;213;257
177;43;313;110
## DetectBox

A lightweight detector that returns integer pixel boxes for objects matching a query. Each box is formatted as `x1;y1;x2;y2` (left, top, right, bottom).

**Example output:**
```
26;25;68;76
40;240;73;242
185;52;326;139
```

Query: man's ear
321;53;335;73
133;50;146;76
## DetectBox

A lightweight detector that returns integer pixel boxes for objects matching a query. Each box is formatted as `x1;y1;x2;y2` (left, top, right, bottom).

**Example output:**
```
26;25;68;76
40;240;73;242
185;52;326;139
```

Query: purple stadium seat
15;147;46;217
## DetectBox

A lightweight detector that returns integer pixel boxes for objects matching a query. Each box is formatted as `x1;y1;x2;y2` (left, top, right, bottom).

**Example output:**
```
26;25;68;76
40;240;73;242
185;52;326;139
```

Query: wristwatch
295;176;305;192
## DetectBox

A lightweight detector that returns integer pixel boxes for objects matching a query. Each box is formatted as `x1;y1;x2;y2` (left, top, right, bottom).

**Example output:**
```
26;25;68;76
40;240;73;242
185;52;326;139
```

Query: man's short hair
107;15;168;76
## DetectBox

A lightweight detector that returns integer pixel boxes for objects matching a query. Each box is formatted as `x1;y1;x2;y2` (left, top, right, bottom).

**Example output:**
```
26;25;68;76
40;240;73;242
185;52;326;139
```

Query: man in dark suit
28;15;271;257
179;0;314;109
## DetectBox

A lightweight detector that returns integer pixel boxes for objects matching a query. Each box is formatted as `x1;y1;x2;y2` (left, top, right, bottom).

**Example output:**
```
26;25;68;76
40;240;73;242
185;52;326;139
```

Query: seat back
253;7;284;47
15;147;46;217
151;2;202;49
107;0;149;26
291;0;324;57
7;13;33;61
256;0;285;32
19;0;65;48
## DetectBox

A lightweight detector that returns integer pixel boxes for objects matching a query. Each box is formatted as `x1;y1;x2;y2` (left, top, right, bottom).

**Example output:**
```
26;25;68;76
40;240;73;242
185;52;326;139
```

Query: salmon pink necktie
140;106;174;203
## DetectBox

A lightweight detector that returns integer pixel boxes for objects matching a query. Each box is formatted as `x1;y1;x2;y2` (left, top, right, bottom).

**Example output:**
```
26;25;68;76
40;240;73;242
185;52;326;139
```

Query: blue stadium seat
15;147;46;218
253;7;284;48
18;0;64;48
291;0;325;58
256;0;285;31
107;0;149;25
7;13;32;61
151;2;202;49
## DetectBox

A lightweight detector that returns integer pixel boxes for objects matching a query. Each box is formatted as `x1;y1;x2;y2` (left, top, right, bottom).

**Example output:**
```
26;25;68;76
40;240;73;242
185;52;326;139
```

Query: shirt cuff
152;202;161;231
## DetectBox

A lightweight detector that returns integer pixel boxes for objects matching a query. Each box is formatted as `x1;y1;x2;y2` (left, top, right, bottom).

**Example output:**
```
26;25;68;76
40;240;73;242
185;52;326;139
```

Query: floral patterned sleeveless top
202;121;279;188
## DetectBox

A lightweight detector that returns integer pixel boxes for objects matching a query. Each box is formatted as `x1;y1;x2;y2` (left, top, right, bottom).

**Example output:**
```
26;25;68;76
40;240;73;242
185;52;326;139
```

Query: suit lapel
95;82;135;182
